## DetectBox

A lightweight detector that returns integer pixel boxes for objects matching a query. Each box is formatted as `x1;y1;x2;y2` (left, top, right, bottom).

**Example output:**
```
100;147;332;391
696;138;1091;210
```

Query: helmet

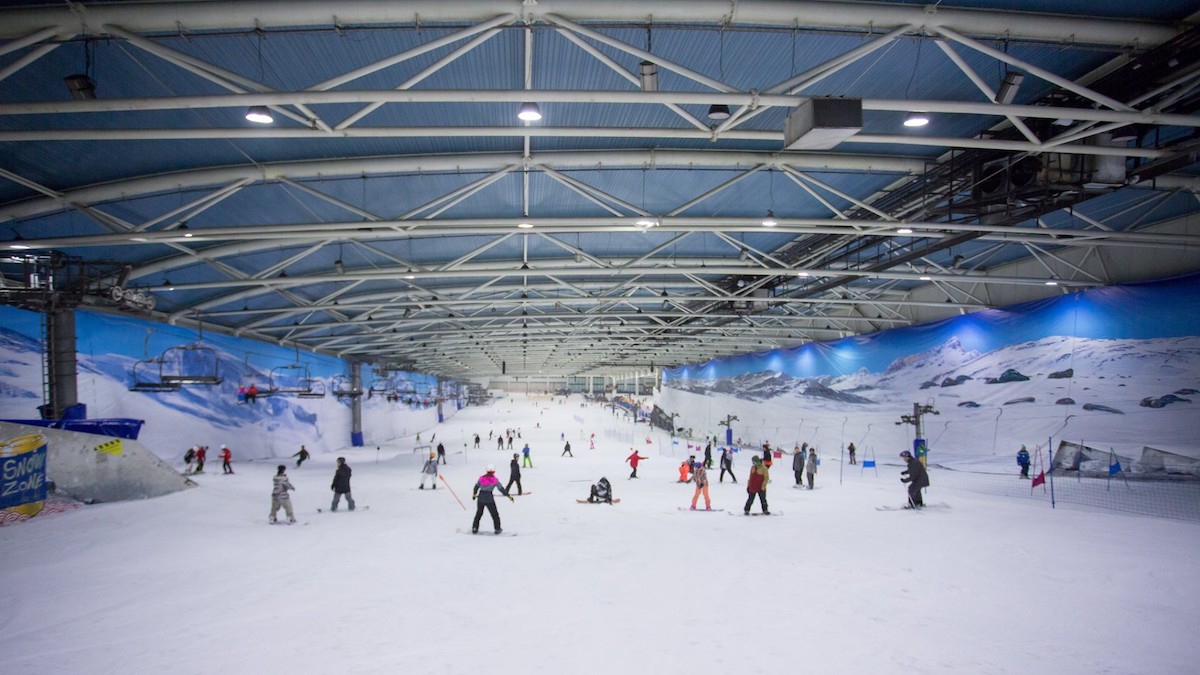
900;450;913;459
221;444;228;449
486;464;495;472
1021;444;1026;450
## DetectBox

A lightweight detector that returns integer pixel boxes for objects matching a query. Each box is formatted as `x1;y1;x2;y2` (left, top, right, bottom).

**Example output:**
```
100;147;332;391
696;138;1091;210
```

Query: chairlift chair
129;357;181;392
269;363;313;395
331;374;363;399
160;343;222;385
296;378;327;399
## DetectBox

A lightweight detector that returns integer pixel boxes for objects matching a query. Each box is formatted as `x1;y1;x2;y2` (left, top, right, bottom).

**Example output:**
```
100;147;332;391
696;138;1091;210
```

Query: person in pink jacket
470;465;513;534
626;449;648;479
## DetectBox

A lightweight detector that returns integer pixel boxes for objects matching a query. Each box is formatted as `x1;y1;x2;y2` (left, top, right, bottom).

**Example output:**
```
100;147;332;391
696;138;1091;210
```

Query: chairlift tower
718;414;739;446
896;402;939;462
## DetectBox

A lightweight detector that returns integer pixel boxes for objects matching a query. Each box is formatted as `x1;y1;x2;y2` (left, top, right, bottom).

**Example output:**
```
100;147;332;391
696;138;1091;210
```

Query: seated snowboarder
588;477;614;504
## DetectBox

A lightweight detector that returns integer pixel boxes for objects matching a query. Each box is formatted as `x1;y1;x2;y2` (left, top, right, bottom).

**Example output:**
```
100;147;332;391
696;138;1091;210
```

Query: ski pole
438;474;467;510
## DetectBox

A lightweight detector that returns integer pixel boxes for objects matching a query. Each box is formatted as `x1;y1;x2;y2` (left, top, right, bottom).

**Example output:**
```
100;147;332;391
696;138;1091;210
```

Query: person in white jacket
419;451;439;489
270;465;296;524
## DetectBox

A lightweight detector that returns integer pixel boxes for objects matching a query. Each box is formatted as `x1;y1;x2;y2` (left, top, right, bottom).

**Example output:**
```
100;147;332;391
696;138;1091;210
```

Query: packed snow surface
2;395;1198;675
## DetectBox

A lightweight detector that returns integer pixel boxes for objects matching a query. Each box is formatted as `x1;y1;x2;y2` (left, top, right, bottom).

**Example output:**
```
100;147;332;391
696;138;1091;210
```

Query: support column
350;362;364;446
436;378;445;423
44;308;79;420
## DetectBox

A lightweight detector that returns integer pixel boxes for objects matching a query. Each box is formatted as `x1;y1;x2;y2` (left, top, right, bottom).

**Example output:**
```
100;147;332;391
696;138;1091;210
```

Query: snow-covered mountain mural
0;308;452;462
661;274;1200;471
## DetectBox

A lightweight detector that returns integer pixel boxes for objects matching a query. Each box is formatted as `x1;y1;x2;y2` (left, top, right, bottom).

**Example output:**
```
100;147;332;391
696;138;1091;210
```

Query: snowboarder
847;442;857;465
703;442;714;469
805;447;818;490
330;457;355;511
690;459;712;510
744;455;770;515
1017;445;1031;479
292;445;310;468
792;444;806;486
507;433;514;450
194;446;207;474
474;433;481;449
506;453;523;495
437;441;447;465
719;447;737;483
470;464;513;534
588;477;613;504
497;435;505;451
419;451;438;489
183;446;196;473
269;465;296;524
562;440;573;457
522;443;533;468
900;450;930;508
220;445;234;474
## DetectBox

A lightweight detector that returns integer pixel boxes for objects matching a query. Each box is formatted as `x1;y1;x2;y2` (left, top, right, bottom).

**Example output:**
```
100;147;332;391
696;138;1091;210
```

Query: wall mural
0;307;448;462
660;274;1200;475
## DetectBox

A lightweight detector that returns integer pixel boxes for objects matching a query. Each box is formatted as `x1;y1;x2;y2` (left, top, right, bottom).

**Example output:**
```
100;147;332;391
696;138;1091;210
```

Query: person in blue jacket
1017;445;1031;479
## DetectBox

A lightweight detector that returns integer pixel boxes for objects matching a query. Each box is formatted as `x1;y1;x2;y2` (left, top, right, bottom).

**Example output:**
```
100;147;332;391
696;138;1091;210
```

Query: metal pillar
350;362;364;446
43;307;78;419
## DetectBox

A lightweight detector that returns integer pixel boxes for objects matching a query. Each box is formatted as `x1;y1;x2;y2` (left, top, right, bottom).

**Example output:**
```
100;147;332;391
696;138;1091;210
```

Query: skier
792;444;806;486
330;457;355;511
677;460;692;483
437;441;447;465
719;446;737;483
522;443;533;468
506;452;523;495
847;441;857;465
899;449;930;508
507;433;514;450
183;446;196;474
805;447;818;490
497;435;505;451
588;477;613;504
690;459;712;510
761;442;773;469
474;433;481;449
744;455;770;515
1017;445;1031;479
269;465;296;524
626;449;648;479
419;451;438;489
703;442;714;470
562;440;573;457
292;445;310;468
470;464;513;534
220;445;234;474
194;446;207;474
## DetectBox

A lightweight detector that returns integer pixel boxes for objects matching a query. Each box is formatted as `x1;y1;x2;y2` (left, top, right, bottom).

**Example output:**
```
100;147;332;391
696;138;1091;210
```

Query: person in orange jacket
677;461;691;483
626;449;648;479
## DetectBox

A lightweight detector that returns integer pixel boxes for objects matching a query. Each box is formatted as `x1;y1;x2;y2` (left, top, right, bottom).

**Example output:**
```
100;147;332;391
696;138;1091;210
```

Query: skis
316;505;369;513
678;507;724;512
512;492;533;496
456;528;518;537
876;503;948;512
729;511;782;516
266;519;308;526
576;499;620;504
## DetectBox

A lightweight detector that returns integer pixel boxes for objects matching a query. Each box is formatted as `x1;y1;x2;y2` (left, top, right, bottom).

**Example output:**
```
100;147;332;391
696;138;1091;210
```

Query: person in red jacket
743;455;770;515
626;449;648;479
194;446;207;474
220;445;234;474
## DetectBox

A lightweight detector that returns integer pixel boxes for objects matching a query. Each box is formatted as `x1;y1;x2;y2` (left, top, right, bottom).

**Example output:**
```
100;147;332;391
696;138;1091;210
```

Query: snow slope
1;395;1197;675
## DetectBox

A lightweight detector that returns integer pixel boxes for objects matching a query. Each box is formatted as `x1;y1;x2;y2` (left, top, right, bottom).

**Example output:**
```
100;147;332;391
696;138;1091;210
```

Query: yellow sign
1;433;48;517
95;438;123;456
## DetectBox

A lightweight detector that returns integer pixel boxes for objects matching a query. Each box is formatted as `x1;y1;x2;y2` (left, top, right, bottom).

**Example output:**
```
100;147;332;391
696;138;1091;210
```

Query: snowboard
678;507;724;512
266;519;308;526
456;528;518;537
317;505;369;513
576;499;620;504
729;511;782;516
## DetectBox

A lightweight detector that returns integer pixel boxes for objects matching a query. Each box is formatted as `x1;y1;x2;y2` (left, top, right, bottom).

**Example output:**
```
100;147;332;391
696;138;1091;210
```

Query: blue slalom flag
1109;460;1122;476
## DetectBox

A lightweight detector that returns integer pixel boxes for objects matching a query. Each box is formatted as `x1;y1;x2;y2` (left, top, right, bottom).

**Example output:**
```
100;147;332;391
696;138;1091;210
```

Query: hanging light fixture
639;61;659;91
245;105;274;124
903;112;929;128
762;210;778;227
707;104;731;120
995;71;1024;105
64;74;96;100
334;259;345;275
517;102;542;121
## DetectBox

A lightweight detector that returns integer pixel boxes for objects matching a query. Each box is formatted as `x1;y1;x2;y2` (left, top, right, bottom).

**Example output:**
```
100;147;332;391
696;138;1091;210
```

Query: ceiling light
334;259;345;275
404;273;415;280
952;254;965;268
738;248;749;261
707;104;731;120
919;275;932;281
9;243;30;250
635;218;658;228
796;271;809;277
903;112;929;128
895;227;914;234
574;252;583;263
994;72;1024;105
64;74;96;100
1044;279;1059;286
762;210;778;227
245;106;274;124
517;222;534;229
639;61;659;91
517;102;542;121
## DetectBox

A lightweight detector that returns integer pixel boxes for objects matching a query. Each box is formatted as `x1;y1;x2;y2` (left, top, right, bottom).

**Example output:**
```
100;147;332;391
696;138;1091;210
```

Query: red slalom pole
438;473;467;510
